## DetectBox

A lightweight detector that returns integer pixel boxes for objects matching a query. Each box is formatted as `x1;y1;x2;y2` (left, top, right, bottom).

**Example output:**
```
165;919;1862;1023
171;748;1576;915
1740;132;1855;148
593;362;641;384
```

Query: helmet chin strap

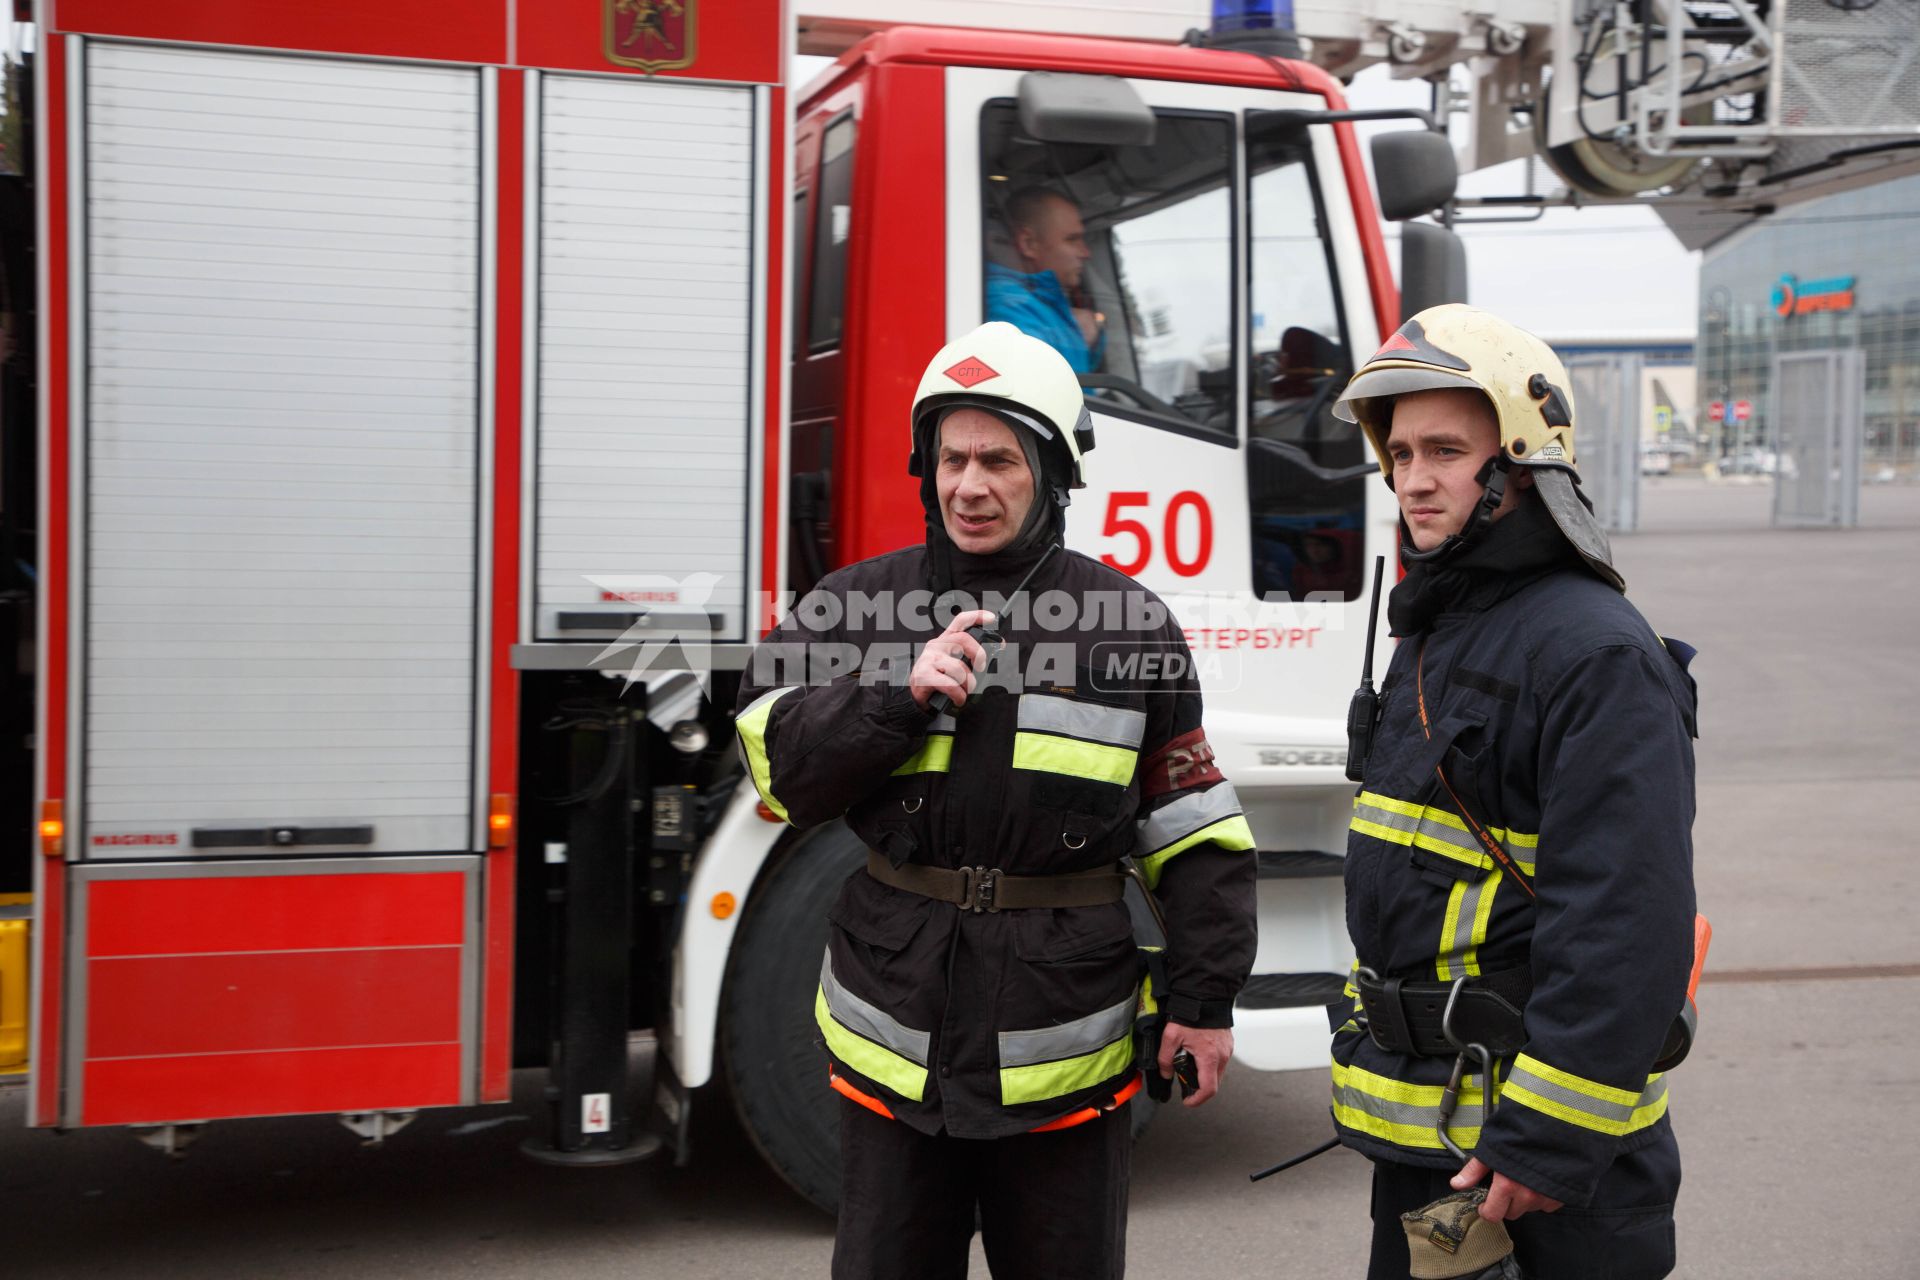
1398;456;1511;568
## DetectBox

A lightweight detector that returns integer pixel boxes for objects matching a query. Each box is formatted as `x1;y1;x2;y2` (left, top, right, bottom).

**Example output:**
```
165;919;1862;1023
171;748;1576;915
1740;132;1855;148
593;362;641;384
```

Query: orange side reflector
488;794;515;849
710;892;737;920
1687;914;1713;1006
828;1065;895;1120
755;801;781;823
38;800;63;858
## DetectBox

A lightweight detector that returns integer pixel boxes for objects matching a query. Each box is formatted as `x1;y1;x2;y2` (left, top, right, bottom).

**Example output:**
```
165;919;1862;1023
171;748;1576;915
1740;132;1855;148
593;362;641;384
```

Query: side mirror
1400;222;1468;321
1372;130;1457;222
1018;72;1157;147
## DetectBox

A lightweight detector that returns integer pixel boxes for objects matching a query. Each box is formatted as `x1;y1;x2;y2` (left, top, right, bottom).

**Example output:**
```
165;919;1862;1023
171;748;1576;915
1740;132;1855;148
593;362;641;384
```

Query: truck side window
1246;120;1366;602
808;115;855;354
792;187;811;353
979;103;1235;437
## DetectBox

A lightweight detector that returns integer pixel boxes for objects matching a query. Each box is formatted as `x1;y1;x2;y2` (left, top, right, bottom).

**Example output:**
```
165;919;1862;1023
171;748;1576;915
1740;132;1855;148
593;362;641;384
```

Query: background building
1548;335;1698;459
1698;174;1920;476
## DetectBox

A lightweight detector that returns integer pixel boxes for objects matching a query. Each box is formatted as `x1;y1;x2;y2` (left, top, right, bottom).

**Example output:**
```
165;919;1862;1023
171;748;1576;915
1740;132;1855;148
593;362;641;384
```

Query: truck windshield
1245;116;1368;601
979;103;1235;437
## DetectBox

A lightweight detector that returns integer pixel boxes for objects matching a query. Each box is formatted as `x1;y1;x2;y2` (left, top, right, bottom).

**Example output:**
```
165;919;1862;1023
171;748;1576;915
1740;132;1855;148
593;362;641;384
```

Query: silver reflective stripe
1355;796;1485;864
1436;872;1496;979
998;991;1137;1069
928;712;957;734
1016;694;1146;748
1354;800;1420;837
740;685;798;721
819;953;931;1066
1138;782;1245;856
1332;1079;1487;1133
1506;1063;1665;1125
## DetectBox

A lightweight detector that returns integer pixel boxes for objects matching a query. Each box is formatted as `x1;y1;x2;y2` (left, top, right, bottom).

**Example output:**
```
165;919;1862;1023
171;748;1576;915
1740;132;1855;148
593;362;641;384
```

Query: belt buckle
960;866;1002;913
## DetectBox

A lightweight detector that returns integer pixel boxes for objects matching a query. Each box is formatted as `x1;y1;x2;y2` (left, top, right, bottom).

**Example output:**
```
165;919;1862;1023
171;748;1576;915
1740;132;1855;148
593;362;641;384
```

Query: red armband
1142;728;1223;798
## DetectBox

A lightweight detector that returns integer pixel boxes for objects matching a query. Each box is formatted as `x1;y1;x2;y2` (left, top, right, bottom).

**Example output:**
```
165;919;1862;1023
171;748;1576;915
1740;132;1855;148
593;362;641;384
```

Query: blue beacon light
1211;0;1297;32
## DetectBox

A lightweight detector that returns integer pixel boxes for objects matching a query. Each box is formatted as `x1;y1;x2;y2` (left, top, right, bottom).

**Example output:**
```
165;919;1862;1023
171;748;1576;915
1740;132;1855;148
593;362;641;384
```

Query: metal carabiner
1435;1051;1472;1164
1435;978;1503;1164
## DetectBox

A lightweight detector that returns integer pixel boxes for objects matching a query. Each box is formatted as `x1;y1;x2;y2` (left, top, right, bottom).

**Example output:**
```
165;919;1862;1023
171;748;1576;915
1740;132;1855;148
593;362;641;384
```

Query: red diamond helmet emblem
943;357;1000;389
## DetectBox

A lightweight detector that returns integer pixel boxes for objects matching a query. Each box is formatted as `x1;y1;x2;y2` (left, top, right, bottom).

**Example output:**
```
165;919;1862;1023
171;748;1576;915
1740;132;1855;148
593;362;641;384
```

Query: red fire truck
1;0;1459;1208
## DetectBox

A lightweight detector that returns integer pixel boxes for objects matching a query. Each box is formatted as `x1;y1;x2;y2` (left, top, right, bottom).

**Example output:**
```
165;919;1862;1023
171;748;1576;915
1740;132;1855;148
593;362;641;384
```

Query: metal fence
1564;354;1643;534
1772;349;1866;529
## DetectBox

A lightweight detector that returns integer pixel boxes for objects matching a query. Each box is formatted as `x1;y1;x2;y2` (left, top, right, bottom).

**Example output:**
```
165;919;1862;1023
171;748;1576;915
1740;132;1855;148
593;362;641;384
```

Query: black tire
720;821;866;1214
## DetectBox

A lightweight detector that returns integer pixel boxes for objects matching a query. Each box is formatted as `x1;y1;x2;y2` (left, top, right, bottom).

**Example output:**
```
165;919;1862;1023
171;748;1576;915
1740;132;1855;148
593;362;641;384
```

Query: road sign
1709;400;1725;423
1654;406;1673;434
1733;399;1752;423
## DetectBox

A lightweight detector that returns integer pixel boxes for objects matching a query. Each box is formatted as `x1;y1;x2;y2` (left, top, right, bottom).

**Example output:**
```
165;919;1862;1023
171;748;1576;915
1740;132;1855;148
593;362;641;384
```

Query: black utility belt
865;851;1128;913
1357;965;1698;1073
1354;966;1532;1059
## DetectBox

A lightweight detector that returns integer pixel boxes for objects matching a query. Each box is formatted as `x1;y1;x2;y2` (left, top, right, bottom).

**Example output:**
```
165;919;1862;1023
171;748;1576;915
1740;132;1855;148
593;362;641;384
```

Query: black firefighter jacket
1334;558;1699;1207
735;543;1258;1139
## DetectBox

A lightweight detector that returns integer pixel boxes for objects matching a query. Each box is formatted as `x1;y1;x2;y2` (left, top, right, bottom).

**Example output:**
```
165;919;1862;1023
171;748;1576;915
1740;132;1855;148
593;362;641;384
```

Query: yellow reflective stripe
1469;873;1499;967
999;1029;1136;1106
1437;880;1468;982
1358;791;1424;819
1505;1054;1671;1138
1511;1053;1644;1108
815;987;928;1102
891;733;953;776
1351;792;1538;878
1330;1058;1495;1151
1435;869;1500;981
1012;732;1136;787
1136;814;1256;890
735;686;798;823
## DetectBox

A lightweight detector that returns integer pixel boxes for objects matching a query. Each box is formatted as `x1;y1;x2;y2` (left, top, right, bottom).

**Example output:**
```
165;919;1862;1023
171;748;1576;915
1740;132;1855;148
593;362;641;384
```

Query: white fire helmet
909;321;1096;488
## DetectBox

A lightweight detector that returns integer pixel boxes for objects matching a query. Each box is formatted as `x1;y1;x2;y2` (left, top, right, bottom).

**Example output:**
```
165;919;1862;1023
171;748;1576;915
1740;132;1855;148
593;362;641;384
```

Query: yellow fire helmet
909;321;1096;489
1333;303;1622;591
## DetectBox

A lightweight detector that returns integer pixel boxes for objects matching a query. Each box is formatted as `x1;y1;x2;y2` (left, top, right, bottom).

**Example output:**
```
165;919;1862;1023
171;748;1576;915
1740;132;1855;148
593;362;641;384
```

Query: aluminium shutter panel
535;75;755;643
83;43;483;856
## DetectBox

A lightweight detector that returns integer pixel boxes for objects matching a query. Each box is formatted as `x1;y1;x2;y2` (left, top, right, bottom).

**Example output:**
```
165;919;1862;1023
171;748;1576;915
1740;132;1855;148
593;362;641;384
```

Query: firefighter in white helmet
736;322;1256;1277
1328;305;1701;1279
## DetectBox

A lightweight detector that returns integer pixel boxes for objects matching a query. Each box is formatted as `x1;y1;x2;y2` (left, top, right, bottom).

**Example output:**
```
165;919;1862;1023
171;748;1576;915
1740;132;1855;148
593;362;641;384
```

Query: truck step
1236;972;1349;1010
1256;850;1344;880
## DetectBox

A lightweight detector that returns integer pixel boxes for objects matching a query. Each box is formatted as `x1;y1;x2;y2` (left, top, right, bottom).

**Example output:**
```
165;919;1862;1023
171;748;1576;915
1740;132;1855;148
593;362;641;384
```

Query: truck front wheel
719;820;863;1213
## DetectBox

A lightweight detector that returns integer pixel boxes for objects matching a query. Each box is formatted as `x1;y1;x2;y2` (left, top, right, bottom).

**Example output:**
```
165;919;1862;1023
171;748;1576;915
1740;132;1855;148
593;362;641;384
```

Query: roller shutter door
534;75;756;643
81;43;483;857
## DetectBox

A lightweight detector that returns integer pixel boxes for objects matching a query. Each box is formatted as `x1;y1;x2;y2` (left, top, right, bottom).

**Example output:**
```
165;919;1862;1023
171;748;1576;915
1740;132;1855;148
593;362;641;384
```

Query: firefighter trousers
1365;1129;1681;1280
832;1095;1131;1280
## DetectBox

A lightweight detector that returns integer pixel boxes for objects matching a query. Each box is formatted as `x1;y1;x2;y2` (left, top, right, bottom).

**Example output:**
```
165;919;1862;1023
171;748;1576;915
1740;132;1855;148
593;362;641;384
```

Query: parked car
1724;449;1778;475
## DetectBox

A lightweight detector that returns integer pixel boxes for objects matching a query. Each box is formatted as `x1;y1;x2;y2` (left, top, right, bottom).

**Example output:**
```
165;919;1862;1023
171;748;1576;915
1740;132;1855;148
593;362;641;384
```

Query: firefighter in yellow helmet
735;322;1256;1277
1329;306;1700;1279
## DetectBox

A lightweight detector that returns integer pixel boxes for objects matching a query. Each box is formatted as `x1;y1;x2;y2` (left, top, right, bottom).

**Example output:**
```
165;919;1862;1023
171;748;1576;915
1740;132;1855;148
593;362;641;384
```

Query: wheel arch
663;785;800;1087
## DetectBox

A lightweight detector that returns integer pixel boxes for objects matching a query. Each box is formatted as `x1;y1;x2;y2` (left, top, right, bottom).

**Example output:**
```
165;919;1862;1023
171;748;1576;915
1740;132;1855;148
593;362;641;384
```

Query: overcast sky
795;55;1702;343
1339;66;1700;341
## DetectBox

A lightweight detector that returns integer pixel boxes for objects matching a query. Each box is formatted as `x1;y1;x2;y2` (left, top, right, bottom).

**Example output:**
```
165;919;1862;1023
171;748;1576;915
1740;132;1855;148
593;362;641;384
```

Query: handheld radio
926;542;1059;718
1344;555;1387;783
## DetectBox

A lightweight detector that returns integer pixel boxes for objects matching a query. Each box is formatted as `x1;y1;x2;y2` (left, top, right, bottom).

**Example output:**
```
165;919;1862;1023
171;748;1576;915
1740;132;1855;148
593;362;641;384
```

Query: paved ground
4;476;1917;1277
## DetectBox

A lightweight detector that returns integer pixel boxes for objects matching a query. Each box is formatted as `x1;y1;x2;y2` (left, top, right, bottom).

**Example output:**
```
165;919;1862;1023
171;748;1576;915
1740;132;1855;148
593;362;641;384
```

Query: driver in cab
987;186;1105;374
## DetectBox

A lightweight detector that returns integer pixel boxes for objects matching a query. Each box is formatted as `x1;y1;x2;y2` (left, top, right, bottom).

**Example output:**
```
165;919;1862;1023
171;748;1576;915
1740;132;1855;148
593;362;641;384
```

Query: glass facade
1697;174;1920;474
